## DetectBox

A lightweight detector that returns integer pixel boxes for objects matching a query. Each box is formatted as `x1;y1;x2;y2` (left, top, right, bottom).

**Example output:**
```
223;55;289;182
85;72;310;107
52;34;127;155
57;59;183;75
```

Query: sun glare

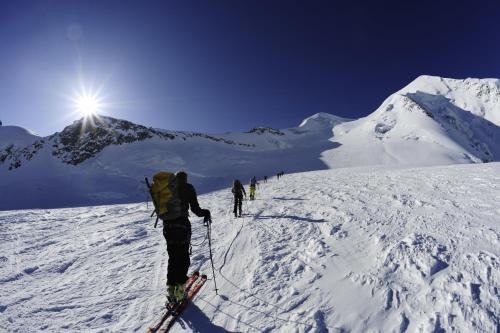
75;93;101;117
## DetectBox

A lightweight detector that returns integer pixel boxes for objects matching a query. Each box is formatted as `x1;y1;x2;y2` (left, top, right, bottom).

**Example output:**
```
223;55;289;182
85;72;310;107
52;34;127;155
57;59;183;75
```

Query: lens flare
75;92;102;117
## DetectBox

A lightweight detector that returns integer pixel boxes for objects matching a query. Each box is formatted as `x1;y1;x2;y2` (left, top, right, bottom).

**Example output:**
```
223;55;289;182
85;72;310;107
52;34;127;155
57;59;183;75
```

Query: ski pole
145;177;160;228
205;216;219;295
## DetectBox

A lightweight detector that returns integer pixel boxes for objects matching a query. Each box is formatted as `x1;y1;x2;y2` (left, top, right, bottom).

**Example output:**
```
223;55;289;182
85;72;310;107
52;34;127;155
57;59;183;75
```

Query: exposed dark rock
247;127;285;136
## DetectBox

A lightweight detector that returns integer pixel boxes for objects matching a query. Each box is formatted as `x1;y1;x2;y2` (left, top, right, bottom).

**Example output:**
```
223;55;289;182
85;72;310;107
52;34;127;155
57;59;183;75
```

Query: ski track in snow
1;163;499;332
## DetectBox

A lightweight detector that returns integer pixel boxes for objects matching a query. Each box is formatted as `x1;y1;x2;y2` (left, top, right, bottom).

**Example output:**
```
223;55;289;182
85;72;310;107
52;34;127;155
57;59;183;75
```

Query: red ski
147;271;200;333
159;274;208;333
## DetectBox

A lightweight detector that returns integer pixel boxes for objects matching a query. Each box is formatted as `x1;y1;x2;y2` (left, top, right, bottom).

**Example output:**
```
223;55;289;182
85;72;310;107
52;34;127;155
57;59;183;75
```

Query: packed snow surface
1;163;499;332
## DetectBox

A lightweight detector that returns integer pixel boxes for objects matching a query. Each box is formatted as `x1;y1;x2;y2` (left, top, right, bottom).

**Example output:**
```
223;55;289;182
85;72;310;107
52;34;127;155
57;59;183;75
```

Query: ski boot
166;283;185;309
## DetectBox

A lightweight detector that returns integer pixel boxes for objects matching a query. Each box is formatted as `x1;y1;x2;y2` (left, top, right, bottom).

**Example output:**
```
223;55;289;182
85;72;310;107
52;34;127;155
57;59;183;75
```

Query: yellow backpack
146;172;182;226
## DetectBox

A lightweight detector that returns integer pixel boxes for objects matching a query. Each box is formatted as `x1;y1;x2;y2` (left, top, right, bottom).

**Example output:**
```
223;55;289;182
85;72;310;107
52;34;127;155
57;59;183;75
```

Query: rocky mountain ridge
0;115;254;169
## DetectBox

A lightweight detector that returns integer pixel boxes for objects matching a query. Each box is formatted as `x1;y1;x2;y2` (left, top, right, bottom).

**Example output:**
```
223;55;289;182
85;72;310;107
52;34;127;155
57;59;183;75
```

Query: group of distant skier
231;172;284;217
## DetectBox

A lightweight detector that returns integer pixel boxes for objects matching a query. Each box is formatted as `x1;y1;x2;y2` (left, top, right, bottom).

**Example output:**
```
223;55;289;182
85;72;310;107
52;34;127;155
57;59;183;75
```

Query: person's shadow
179;303;240;333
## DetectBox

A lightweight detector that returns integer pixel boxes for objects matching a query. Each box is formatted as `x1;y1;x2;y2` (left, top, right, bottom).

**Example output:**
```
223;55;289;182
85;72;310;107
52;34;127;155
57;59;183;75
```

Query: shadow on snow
180;302;240;333
272;197;307;201
256;214;326;223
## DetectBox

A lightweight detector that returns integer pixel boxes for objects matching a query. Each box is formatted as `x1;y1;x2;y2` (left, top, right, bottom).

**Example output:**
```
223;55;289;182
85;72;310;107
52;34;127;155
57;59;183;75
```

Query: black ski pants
163;218;191;286
233;195;243;216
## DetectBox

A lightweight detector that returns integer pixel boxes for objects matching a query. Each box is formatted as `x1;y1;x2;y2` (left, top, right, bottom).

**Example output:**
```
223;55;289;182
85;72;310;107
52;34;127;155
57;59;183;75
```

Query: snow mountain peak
401;74;500;94
49;115;172;165
322;75;500;168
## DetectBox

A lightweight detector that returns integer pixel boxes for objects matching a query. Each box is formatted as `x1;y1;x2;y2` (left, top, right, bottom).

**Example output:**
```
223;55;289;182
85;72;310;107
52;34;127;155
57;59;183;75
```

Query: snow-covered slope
1;163;498;332
401;75;500;126
0;126;40;150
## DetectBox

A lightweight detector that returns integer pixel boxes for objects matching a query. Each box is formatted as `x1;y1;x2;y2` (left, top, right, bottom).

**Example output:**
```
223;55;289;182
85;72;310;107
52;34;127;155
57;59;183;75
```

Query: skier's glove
202;209;211;225
203;215;212;226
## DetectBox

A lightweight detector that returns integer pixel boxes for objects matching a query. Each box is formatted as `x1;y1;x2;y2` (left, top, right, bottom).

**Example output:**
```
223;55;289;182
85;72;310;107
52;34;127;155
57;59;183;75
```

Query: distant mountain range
1;75;499;210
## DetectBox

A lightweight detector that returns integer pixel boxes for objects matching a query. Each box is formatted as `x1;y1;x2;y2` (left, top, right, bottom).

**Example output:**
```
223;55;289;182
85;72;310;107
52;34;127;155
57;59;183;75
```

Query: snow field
0;163;499;332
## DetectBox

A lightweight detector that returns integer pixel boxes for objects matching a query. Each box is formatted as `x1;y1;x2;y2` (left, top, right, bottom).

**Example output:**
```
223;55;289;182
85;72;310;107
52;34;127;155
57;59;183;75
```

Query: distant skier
249;176;258;200
231;179;246;217
162;171;211;303
263;175;267;183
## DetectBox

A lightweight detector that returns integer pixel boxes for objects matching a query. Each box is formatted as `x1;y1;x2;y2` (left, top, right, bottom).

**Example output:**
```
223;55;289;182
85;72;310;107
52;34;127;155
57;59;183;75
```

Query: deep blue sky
1;1;500;135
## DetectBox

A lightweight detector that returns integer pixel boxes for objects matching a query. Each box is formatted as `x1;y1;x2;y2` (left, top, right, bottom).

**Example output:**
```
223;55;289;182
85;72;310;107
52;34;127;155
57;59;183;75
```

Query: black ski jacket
177;182;209;219
232;184;246;198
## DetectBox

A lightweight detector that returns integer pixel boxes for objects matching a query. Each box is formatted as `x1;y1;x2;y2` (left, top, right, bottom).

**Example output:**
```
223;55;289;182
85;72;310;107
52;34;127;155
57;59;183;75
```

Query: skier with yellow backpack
146;171;211;304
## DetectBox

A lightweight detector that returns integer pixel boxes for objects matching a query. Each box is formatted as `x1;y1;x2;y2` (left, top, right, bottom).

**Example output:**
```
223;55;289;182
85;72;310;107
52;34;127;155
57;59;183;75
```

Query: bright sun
76;93;101;117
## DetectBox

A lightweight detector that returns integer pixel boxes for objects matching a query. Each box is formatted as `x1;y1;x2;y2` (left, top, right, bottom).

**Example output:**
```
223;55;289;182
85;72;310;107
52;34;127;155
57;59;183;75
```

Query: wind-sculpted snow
1;163;498;332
